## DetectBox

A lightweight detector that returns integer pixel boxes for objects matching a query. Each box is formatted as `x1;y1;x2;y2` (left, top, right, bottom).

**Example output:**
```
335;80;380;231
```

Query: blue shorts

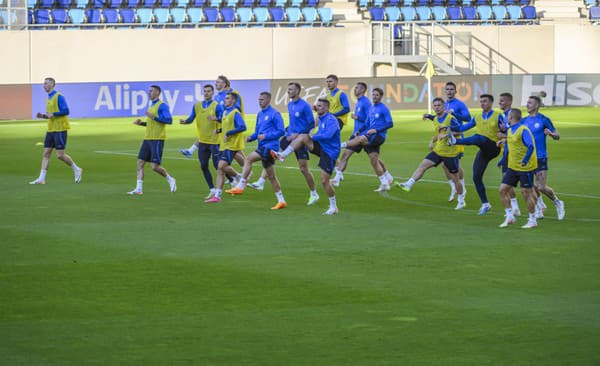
500;160;508;174
256;145;276;168
502;168;535;188
280;136;309;161
425;151;460;174
44;131;68;150
535;158;548;172
219;149;239;165
364;134;386;154
138;140;164;164
310;141;335;175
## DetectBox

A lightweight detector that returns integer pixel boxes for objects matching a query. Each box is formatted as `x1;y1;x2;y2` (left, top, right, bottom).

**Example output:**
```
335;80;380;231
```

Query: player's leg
472;150;492;214
378;159;393;185
30;146;53;184
265;162;287;210
369;150;388;192
179;139;199;159
53;131;82;183
207;159;229;202
272;134;311;161
535;168;564;220
499;181;516;228
298;156;319;205
396;153;437;191
520;172;538;228
227;151;261;194
127;158;146;195
331;149;354;187
321;169;338;215
248;169;267;190
147;140;176;192
198;144;215;194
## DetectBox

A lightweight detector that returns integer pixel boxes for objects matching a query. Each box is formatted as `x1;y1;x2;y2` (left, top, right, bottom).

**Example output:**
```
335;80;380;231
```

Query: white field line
95;149;600;202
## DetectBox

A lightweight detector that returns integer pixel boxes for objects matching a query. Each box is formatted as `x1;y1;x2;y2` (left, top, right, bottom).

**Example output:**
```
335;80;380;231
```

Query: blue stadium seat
187;7;202;22
269;7;285;21
1;9;18;25
160;0;172;7
221;7;236;22
476;0;488;5
358;0;369;8
306;0;318;5
522;5;536;20
492;5;506;20
136;8;153;23
490;0;501;4
56;0;72;8
141;0;155;7
385;6;400;21
431;6;447;20
209;0;222;7
28;9;34;24
27;0;38;8
415;6;431;21
225;0;237;6
447;6;462;20
462;6;476;20
103;8;119;23
274;0;286;6
416;0;428;5
125;0;139;7
253;7;269;24
317;7;332;25
39;0;54;8
387;0;399;5
285;6;301;24
34;9;51;23
93;0;107;6
477;5;492;21
175;0;189;6
74;0;87;7
301;6;317;23
584;0;596;6
241;0;253;6
191;0;206;7
401;0;415;5
590;5;600;20
400;6;416;21
289;0;301;6
85;8;102;23
446;0;459;5
236;7;253;23
109;0;123;7
68;8;85;23
431;0;443;5
51;8;68;24
519;0;529;5
369;7;384;20
120;7;136;22
203;7;219;22
257;0;270;6
506;5;521;20
154;8;170;23
170;7;186;22
373;0;384;7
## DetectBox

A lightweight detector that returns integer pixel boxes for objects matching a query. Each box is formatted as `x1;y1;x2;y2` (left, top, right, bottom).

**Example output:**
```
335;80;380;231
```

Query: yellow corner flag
425;57;435;80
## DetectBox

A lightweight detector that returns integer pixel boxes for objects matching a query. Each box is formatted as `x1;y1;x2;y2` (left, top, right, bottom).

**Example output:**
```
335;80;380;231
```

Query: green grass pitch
1;107;599;365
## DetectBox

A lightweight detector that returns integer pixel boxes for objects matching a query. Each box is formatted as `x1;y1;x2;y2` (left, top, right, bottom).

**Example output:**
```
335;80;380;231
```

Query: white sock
334;167;343;177
136;179;143;191
329;196;337;208
256;177;265;185
460;179;466;192
406;178;416;187
505;208;512;216
71;162;79;171
510;198;519;210
215;189;222;198
275;190;285;203
40;169;47;180
553;197;561;205
537;196;544;206
378;175;387;184
310;190;318;197
448;179;456;192
341;142;347;148
189;144;198;153
239;178;246;186
281;146;294;158
384;170;392;180
528;212;536;222
165;174;173;182
458;192;465;202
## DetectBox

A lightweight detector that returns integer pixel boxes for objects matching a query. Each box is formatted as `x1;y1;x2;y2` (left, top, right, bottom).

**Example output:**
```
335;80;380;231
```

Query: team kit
30;75;565;227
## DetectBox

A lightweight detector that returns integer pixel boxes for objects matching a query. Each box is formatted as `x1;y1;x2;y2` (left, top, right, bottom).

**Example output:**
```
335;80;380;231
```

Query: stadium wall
1;23;599;86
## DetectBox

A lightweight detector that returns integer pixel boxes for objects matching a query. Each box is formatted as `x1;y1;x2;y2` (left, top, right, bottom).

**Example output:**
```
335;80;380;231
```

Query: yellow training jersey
432;113;462;157
145;100;167;140
193;101;219;144
475;110;501;142
507;124;537;172
220;108;245;151
46;92;70;132
327;89;349;126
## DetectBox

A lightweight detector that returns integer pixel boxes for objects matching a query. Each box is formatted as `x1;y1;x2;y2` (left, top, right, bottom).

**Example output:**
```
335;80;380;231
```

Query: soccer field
1;107;599;365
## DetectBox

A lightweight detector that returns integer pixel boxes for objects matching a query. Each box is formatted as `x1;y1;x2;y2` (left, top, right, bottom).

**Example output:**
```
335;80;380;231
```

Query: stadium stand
589;5;600;22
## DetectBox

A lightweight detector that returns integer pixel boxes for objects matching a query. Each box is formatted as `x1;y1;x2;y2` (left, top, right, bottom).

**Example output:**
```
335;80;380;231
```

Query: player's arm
497;139;508;167
521;129;535;167
180;105;196;124
303;103;317;132
454;103;472;122
150;104;172;124
457;117;476;132
312;117;337;141
370;108;394;135
247;117;260;142
265;113;285;141
225;113;246;136
543;118;560;140
333;92;350;117
53;95;70;117
449;117;462;134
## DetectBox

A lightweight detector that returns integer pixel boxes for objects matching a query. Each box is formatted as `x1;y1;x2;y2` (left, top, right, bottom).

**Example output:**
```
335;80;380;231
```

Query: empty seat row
369;5;536;21
358;0;530;7
584;0;599;6
590;5;600;20
28;6;332;25
26;0;316;8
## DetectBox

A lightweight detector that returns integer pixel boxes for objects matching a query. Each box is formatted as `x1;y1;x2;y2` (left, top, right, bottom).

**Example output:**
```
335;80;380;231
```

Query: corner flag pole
419;56;436;114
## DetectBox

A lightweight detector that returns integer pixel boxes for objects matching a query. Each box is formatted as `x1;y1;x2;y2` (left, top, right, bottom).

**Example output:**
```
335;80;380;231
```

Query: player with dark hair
30;77;83;185
496;92;521;216
272;98;341;215
127;85;176;195
325;74;350;130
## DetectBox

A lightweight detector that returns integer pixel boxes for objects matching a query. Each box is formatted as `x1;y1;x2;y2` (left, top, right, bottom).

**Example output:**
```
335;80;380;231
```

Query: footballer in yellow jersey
29;77;83;185
128;85;177;195
325;74;350;129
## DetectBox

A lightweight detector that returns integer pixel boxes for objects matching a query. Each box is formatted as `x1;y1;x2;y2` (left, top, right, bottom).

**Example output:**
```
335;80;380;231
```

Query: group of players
30;75;565;226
